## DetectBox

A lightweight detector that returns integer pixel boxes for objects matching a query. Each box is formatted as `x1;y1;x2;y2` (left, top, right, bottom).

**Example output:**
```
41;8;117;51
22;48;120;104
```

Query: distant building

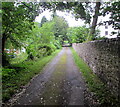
98;15;118;38
99;25;118;38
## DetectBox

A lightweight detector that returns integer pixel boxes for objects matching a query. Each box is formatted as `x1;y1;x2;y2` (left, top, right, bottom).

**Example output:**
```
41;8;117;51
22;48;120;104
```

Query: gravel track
9;47;86;106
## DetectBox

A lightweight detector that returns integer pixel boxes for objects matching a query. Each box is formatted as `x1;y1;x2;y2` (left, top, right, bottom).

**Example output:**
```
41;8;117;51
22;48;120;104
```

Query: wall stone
72;38;120;99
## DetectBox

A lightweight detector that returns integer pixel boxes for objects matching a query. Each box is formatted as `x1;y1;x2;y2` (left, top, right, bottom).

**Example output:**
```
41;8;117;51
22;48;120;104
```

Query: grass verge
71;47;119;106
2;49;61;103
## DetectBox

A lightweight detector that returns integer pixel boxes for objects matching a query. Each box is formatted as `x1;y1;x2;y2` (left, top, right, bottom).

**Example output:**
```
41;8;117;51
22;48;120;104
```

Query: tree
39;2;96;38
67;26;89;43
40;2;120;38
88;2;101;40
40;2;91;24
2;2;40;66
101;2;120;36
25;21;56;60
40;16;48;27
67;26;102;43
52;15;68;45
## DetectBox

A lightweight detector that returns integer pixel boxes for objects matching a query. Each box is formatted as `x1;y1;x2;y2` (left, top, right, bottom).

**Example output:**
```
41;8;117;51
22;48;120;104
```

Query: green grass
2;49;61;102
71;47;119;106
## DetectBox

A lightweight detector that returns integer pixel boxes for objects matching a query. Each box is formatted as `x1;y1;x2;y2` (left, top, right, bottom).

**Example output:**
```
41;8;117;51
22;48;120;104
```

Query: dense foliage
2;2;41;66
67;26;103;43
52;15;69;45
25;21;56;60
2;2;68;65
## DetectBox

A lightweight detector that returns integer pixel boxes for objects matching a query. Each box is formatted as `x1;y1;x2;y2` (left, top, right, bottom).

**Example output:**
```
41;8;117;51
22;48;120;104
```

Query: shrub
26;43;56;60
38;44;56;57
2;68;16;83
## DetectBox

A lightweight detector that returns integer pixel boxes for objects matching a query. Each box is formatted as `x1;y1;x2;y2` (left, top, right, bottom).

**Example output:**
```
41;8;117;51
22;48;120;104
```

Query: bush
26;43;55;60
54;40;62;49
2;68;16;83
38;44;56;57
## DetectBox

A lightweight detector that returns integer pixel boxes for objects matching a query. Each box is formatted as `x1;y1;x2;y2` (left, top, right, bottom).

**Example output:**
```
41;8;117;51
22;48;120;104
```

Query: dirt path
12;47;86;106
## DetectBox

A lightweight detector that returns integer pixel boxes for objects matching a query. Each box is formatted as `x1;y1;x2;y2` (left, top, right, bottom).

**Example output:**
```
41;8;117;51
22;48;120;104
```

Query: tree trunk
2;33;9;66
2;33;7;54
88;2;101;40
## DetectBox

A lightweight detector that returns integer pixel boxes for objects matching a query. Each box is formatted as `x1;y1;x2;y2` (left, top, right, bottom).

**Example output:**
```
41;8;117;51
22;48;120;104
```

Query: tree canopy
40;16;48;27
101;2;120;36
2;1;119;66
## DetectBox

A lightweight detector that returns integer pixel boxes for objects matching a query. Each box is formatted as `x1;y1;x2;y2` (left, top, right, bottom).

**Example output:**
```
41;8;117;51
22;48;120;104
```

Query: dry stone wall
72;38;120;99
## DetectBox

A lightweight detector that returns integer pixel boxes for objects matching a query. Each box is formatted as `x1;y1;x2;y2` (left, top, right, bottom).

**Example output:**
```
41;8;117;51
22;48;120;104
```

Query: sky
35;10;85;27
35;10;118;38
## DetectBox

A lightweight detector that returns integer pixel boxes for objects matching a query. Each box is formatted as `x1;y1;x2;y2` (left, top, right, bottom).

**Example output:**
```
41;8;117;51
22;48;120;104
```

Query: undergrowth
2;49;61;103
71;47;119;106
10;52;28;64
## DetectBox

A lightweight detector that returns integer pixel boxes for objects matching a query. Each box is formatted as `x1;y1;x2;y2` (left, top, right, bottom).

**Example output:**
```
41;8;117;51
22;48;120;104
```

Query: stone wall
72;38;120;98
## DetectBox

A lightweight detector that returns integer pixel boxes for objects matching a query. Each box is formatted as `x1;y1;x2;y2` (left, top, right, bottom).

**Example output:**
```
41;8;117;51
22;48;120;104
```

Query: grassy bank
71;47;119;106
2;49;61;103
